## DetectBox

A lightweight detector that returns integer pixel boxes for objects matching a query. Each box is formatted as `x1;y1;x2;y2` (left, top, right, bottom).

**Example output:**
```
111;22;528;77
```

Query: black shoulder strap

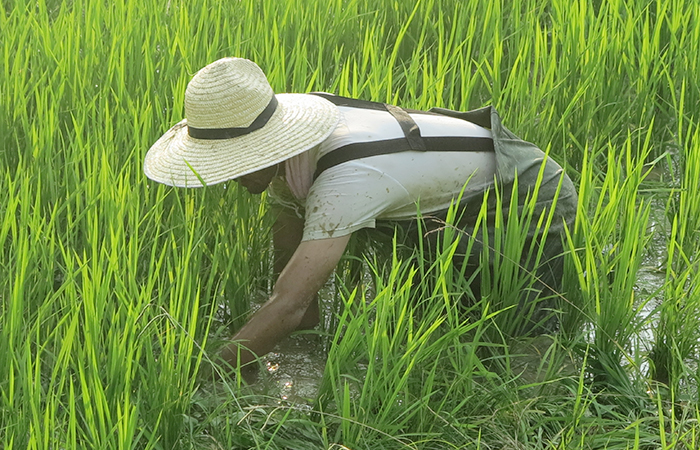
310;93;424;149
309;93;494;179
309;92;386;110
384;103;426;151
313;137;494;179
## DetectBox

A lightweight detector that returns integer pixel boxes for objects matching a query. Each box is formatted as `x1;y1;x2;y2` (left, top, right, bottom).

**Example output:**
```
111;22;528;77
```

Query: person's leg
514;230;567;335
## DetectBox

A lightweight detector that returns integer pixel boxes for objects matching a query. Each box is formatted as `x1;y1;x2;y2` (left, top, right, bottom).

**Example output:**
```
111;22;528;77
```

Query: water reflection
252;333;327;404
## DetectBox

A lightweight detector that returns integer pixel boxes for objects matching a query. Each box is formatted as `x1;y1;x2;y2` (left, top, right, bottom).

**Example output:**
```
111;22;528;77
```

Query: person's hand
198;344;259;385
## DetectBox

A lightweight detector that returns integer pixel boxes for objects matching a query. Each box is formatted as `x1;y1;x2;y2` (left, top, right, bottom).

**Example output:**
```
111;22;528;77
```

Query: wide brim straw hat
144;57;340;187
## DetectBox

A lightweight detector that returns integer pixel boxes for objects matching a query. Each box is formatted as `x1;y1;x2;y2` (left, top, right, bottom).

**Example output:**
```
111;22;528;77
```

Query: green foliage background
1;0;699;448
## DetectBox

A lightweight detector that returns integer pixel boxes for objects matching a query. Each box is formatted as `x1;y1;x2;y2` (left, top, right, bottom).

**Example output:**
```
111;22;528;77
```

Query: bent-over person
144;57;578;374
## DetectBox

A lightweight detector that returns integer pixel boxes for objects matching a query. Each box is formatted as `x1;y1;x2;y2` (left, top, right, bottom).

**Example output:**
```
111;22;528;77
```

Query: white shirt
280;105;497;241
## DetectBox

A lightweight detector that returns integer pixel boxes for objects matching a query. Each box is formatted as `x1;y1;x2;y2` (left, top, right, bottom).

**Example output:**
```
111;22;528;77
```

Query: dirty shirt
269;104;501;241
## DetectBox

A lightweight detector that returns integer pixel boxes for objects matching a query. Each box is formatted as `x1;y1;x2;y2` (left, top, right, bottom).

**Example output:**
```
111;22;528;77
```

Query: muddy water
632;197;670;360
253;334;327;404
244;281;343;404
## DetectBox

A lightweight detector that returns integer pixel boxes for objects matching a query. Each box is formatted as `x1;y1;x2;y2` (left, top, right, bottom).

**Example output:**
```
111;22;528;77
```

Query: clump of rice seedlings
649;116;700;407
563;129;657;415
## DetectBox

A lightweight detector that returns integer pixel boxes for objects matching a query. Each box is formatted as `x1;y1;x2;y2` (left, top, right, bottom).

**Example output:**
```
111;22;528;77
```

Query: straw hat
144;57;340;187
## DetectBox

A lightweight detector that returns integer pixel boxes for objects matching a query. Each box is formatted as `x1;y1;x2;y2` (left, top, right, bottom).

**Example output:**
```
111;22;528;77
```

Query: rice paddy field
2;0;700;448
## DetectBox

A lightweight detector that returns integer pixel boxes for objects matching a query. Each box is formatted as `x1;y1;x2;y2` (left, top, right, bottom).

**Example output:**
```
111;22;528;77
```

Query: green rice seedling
312;182;579;447
649;116;700;411
316;240;500;447
562;131;658;416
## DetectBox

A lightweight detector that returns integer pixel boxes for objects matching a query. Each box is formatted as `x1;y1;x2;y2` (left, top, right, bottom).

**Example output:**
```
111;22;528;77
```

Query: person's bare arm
272;209;319;329
221;234;351;368
272;208;305;275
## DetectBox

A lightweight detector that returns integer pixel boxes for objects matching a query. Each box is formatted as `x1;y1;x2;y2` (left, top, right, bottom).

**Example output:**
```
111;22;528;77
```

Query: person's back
276;98;501;242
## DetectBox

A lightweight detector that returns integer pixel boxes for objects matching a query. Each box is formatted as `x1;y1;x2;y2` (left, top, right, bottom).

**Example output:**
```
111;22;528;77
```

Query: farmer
144;57;578;372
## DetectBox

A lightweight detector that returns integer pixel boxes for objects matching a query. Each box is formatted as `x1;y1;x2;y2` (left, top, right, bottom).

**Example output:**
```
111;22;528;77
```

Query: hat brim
144;93;339;187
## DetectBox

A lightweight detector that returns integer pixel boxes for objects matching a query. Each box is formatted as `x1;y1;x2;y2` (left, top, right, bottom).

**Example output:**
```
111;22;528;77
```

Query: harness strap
309;93;494;179
314;136;494;179
384;103;426;151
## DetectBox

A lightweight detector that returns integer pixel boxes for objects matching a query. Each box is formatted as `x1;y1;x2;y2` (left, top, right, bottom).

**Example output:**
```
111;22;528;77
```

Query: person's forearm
271;209;320;330
220;235;351;371
221;292;310;367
